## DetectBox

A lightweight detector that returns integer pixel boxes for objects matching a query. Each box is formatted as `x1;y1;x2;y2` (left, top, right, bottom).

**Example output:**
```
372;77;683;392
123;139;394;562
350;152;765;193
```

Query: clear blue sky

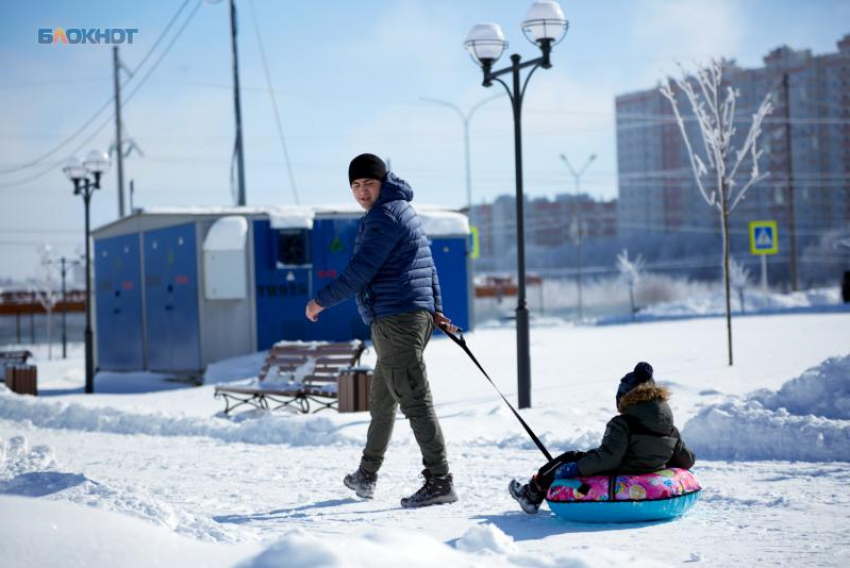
1;0;848;280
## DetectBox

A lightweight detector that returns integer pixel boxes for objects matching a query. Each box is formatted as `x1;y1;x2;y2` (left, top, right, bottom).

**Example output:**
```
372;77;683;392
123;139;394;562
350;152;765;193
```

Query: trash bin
337;368;372;413
4;364;38;396
842;271;850;303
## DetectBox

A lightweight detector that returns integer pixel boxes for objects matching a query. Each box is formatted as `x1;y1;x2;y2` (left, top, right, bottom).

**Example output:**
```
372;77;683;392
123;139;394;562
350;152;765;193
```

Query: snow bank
0;387;357;447
0;433;240;542
0;386;599;455
241;527;481;568
639;287;842;319
0;434;653;568
750;355;850;419
683;400;850;461
241;524;657;568
0;495;254;568
683;355;850;461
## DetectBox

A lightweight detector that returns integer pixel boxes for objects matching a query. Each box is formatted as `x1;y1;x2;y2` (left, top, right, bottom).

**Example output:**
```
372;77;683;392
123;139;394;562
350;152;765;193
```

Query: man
305;153;458;508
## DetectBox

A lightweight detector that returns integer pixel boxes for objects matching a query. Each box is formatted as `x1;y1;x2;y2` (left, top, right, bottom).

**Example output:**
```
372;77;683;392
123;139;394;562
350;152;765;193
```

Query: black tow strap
441;327;553;462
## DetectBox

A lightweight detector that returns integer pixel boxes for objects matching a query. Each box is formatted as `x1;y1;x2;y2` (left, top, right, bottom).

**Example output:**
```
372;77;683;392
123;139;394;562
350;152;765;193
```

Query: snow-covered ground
2;310;849;566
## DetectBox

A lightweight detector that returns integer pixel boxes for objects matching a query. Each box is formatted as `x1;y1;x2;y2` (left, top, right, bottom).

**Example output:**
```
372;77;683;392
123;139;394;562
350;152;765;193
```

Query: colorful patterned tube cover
546;468;701;523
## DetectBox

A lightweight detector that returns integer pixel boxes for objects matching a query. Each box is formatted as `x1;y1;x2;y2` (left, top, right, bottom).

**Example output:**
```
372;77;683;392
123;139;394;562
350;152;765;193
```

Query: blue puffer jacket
315;172;443;325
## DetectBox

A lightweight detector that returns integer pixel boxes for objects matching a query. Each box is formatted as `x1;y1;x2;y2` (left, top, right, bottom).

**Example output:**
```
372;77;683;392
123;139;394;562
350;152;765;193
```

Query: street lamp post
559;153;596;321
419;95;504;222
47;256;83;359
63;150;111;394
465;0;568;409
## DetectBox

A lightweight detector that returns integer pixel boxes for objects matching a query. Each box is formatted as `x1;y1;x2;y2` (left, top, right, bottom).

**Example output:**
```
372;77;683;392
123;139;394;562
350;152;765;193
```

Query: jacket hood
376;172;413;205
618;383;675;434
618;383;669;412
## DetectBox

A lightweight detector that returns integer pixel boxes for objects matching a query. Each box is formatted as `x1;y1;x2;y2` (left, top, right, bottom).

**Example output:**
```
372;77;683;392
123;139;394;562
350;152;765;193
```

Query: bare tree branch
659;59;774;366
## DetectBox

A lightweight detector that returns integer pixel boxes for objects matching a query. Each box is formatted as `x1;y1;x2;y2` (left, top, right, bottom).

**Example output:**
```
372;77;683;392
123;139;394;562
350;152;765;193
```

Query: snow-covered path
2;421;849;566
2;311;850;566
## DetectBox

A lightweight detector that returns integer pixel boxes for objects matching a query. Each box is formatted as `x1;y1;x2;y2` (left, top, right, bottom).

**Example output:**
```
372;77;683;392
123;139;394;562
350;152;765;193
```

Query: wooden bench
0;350;33;367
214;340;367;415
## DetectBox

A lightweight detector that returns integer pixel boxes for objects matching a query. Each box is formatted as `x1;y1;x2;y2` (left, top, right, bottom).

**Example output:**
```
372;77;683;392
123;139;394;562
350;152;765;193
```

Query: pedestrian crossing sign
749;221;779;255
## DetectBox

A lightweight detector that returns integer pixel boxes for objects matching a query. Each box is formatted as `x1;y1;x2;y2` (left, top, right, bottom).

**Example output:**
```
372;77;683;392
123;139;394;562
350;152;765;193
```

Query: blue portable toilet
91;206;471;375
93;233;145;370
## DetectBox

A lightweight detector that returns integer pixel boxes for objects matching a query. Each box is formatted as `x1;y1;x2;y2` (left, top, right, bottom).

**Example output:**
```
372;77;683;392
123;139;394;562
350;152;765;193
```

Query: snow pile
0;433;236;541
242;528;480;568
683;355;850;461
639;287;842;319
265;357;316;386
750;355;850;419
0;386;600;455
0;435;58;485
203;351;268;385
455;524;519;555
242;525;654;568
0;389;357;447
683;401;850;461
0;495;254;568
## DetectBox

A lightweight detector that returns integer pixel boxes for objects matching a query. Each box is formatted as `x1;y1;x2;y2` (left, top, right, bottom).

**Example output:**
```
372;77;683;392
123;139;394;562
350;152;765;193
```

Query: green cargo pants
360;309;449;477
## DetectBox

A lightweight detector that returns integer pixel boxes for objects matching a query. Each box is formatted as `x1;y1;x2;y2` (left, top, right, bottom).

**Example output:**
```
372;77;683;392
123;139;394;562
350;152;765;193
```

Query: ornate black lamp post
465;1;568;409
63;150;111;394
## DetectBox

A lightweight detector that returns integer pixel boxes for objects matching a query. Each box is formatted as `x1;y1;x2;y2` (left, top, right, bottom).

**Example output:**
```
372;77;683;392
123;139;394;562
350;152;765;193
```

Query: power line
0;0;195;177
0;0;203;192
247;0;299;205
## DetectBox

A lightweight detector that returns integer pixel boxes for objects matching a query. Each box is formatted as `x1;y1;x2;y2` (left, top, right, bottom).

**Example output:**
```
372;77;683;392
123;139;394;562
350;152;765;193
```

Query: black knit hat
616;362;654;407
348;153;387;185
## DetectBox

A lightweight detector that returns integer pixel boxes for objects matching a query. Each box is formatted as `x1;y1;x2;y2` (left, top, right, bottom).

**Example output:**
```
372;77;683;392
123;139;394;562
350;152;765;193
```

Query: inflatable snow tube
546;468;701;523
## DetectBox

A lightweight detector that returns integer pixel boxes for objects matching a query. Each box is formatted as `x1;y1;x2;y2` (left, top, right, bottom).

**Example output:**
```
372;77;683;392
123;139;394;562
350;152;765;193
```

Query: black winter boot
344;466;377;499
400;469;458;508
508;479;546;514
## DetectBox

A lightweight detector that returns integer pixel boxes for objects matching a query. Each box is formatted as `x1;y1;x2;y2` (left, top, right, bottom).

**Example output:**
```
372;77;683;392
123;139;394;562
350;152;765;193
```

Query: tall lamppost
465;0;568;409
47;256;83;359
559;153;596;321
63;150;111;394
419;94;504;223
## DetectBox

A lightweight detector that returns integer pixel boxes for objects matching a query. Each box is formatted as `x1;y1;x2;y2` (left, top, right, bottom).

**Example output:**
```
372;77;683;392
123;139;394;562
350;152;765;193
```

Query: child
509;362;696;514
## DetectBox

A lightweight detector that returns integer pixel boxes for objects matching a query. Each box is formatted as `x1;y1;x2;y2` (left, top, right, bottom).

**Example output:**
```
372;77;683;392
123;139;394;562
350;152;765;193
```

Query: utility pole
782;73;799;291
559;153;596;321
61;257;67;359
113;46;126;218
230;0;247;206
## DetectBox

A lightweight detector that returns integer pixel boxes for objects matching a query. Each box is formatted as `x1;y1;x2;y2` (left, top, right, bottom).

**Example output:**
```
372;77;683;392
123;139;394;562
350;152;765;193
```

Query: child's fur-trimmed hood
618;383;670;414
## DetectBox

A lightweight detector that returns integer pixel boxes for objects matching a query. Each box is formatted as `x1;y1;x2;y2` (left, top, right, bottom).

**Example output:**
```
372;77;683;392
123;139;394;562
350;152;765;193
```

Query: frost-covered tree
728;258;751;314
32;244;59;359
616;249;645;320
660;60;773;365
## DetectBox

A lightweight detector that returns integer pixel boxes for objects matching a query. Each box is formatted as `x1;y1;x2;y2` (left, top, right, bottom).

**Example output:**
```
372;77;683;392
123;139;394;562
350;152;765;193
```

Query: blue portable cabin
90;206;471;375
